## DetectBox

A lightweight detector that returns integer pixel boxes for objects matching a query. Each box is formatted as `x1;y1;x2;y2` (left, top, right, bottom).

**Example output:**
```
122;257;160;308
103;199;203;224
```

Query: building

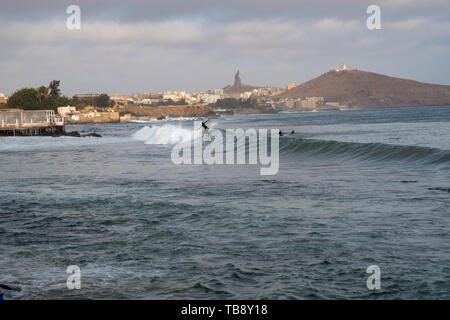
57;106;77;117
286;83;295;91
334;64;350;72
110;95;130;107
163;90;187;102
240;92;252;100
73;93;103;106
0;93;7;104
141;98;156;105
202;94;222;104
295;97;325;110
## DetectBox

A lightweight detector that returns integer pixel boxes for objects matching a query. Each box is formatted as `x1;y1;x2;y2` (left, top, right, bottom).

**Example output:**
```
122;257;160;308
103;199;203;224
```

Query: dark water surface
1;106;449;299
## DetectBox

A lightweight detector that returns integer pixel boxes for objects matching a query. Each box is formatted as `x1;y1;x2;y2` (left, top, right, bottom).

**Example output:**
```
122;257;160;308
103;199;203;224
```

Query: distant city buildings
271;97;326;111
163;90;186;102
295;97;325;109
90;70;303;109
202;94;223;104
107;89;226;106
239;87;284;100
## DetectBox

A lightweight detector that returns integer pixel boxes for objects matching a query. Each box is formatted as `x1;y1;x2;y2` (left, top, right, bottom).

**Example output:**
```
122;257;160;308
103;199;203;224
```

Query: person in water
201;120;209;132
291;129;295;134
279;130;283;136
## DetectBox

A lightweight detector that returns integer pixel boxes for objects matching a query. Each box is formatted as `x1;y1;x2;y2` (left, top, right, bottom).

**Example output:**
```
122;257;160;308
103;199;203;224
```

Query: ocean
0;105;449;299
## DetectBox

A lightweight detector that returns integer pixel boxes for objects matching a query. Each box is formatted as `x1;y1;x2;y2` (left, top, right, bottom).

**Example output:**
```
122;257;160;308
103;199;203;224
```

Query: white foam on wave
132;125;202;145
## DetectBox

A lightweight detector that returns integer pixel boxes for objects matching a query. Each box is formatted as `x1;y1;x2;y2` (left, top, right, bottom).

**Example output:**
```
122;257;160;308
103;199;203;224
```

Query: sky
0;0;449;96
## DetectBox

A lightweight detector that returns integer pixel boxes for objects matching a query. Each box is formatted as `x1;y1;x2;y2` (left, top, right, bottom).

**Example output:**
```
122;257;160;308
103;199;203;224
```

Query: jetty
0;109;64;136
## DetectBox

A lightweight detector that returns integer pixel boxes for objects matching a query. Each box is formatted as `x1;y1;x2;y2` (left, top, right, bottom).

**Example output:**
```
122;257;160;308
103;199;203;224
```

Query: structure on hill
0;109;64;136
234;70;242;88
334;64;350;72
223;70;260;98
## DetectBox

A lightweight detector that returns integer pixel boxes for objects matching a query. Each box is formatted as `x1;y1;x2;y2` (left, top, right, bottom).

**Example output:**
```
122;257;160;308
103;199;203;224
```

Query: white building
202;94;222;104
57;106;77;117
163;90;187;102
334;64;349;72
240;92;252;100
141;98;155;105
0;93;7;104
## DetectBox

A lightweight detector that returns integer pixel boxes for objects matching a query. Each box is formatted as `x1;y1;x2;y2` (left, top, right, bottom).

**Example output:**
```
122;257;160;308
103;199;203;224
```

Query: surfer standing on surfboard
201;120;209;132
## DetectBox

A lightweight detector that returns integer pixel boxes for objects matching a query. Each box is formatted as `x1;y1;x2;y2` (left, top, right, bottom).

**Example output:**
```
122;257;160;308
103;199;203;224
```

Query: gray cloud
0;1;449;96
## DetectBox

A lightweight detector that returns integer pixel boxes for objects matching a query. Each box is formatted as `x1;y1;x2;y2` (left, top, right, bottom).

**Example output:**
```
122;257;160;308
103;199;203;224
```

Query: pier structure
0;109;64;136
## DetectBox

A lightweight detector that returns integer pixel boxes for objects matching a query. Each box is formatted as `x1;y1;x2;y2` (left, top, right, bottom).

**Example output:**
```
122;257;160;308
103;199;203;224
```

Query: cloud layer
0;1;449;95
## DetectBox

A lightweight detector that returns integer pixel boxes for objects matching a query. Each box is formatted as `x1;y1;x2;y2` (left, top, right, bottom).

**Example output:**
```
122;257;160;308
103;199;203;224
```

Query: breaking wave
132;125;202;145
280;136;450;167
132;125;450;168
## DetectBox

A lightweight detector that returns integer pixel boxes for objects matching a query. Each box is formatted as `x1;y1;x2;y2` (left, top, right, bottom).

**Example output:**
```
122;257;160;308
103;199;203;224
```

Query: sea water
0;106;449;299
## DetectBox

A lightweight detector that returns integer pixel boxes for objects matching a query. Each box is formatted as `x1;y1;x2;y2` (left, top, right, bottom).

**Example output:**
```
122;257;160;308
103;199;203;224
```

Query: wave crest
132;125;201;145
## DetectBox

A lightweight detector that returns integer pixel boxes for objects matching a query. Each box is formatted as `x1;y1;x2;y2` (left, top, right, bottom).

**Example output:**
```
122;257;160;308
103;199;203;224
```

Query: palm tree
48;80;61;97
36;86;49;105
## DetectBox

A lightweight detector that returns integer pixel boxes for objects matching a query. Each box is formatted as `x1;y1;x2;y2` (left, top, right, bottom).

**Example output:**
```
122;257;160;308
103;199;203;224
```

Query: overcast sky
1;0;449;96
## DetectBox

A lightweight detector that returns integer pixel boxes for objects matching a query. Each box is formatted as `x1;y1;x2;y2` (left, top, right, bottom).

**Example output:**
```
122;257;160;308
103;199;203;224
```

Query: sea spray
131;125;200;145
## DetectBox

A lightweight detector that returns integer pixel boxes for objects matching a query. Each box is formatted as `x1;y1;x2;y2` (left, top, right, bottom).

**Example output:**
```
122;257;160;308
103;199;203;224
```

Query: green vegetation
48;80;61;97
157;99;187;106
213;98;275;113
214;98;259;109
7;80;73;111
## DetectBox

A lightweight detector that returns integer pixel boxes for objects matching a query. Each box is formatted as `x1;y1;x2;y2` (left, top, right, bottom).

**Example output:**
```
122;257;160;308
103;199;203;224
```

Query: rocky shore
62;131;102;138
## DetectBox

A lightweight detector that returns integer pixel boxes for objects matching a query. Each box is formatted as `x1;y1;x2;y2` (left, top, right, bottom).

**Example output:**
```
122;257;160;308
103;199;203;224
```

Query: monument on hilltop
234;70;242;88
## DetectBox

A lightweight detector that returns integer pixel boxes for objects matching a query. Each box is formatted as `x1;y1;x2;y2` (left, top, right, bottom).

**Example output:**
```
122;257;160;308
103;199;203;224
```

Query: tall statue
234;70;242;88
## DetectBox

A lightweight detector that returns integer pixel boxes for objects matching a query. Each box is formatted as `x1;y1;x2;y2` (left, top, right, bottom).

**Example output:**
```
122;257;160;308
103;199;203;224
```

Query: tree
5;80;74;112
7;88;40;109
44;95;73;111
94;94;110;108
48;80;61;97
37;86;49;105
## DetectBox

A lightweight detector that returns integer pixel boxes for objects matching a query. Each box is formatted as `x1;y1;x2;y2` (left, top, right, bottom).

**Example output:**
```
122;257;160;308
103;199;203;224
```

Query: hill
278;68;450;108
